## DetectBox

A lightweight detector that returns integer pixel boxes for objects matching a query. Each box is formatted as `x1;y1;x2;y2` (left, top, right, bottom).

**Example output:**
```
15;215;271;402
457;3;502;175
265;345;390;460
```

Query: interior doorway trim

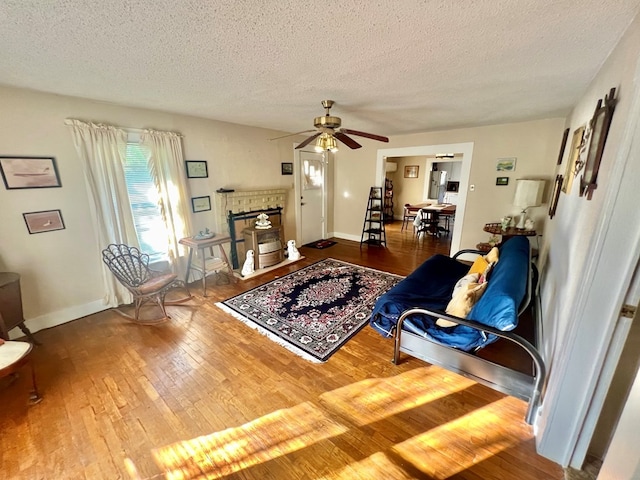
294;147;328;245
376;142;474;254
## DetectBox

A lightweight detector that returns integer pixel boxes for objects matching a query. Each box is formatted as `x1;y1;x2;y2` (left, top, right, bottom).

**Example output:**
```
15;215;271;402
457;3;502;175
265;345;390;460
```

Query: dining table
409;203;456;234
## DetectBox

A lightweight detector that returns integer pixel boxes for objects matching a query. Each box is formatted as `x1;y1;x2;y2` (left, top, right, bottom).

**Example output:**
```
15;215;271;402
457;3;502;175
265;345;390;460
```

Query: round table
0;340;42;404
483;223;537;244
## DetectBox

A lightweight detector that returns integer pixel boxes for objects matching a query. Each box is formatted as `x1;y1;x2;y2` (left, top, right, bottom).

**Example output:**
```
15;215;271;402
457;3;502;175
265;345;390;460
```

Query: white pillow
436;273;485;328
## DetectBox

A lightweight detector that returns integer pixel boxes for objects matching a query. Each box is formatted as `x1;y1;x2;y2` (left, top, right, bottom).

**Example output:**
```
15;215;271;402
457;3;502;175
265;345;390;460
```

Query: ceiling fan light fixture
314;133;338;153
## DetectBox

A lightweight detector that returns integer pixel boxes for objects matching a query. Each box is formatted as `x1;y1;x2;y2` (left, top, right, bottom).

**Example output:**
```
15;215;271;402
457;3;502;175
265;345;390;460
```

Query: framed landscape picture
23;209;65;234
496;157;517;172
404;165;419;178
0;156;61;189
185;160;208;178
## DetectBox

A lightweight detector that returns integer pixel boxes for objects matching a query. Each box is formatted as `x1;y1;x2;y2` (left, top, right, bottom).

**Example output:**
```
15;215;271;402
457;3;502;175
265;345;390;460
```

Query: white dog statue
287;239;301;261
241;249;255;276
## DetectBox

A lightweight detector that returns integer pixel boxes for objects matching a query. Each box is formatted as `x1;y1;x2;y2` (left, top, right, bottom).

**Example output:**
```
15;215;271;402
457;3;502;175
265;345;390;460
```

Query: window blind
123;143;168;263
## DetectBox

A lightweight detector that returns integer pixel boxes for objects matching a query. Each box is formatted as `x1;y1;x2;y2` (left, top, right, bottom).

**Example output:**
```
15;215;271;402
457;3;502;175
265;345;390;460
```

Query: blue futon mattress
369;236;529;351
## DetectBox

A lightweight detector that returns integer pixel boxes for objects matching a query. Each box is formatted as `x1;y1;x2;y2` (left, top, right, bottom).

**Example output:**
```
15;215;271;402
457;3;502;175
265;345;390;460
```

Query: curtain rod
64;119;182;136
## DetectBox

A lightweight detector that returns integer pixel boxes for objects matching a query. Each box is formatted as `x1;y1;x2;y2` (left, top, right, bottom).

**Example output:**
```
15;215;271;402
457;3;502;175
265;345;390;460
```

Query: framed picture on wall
562;126;585;194
0;156;61;189
281;162;293;175
23;209;65;234
496;177;509;186
185;160;208;178
404;165;419;178
191;195;211;213
580;87;616;200
496;157;517;171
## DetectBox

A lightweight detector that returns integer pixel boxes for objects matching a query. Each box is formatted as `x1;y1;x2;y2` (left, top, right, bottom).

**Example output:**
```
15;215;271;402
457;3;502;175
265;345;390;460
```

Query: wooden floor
0;222;563;479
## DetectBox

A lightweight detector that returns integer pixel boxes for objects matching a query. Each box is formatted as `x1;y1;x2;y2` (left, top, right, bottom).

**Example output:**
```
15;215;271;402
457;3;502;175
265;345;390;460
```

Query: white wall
0;86;298;333
535;12;640;465
333;118;565;250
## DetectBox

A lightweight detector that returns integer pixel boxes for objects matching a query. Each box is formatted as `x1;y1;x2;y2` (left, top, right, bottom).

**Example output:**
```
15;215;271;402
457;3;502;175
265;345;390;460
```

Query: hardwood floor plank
0;222;563;479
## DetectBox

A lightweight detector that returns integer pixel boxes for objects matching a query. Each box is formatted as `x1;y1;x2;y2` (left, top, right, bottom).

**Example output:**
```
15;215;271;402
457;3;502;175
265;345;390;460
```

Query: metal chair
102;244;191;324
401;204;417;231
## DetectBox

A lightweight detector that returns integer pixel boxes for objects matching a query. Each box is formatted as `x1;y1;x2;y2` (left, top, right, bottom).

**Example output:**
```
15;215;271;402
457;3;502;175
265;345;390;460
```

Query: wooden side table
179;235;237;297
0;273;37;343
483;223;537;245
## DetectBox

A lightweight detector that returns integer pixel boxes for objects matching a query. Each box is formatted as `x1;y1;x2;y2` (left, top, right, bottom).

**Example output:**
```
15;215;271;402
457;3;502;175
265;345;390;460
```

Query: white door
296;150;326;245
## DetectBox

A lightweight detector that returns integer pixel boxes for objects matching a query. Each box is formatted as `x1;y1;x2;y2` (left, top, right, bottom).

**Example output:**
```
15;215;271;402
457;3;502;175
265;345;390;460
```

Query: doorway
294;149;328;245
376;143;474;254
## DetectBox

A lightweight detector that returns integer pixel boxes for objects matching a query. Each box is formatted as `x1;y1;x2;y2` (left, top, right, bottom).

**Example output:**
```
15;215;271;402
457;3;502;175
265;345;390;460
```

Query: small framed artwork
556;128;570;165
549;174;563;219
496;177;509;186
191;195;211;213
0;156;61;189
185;160;208;178
281;162;293;175
496;157;517;172
23;209;65;234
562;125;585;194
580;87;616;200
404;165;419;178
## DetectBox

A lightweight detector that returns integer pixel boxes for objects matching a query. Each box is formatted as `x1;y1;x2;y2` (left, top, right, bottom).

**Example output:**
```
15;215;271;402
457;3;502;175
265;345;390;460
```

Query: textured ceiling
1;1;639;136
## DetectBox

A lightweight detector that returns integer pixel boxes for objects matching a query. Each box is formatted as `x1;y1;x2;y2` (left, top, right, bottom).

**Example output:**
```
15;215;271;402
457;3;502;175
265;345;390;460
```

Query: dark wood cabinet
0;272;36;342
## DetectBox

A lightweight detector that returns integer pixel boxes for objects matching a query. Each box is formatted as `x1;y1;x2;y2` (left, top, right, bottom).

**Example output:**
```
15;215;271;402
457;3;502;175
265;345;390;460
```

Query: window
123;142;168;263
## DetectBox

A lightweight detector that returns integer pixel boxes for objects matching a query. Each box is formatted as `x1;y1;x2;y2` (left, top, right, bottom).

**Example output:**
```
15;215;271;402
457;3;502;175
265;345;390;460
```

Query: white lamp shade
513;179;545;208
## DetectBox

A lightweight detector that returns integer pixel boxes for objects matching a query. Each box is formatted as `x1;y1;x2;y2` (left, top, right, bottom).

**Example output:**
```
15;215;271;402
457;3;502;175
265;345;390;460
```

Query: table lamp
513;179;545;229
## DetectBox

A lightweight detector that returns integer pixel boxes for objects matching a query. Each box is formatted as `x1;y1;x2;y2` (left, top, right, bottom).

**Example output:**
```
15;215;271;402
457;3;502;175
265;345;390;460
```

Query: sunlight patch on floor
150;401;347;479
390;397;526;478
319;366;476;426
134;370;526;480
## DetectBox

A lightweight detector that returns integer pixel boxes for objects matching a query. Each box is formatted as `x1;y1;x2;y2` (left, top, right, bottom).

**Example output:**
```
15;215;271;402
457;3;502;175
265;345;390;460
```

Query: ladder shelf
360;186;387;248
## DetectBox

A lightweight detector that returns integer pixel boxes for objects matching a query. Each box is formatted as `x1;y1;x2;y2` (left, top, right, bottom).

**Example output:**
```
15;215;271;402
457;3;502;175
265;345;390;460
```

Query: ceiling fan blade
295;132;321;149
340;128;389;143
269;129;315;141
334;132;362;149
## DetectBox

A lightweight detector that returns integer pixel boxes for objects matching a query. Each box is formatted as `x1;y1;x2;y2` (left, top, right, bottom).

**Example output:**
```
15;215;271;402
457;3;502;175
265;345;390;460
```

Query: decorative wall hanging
580;87;617;200
496;157;517;171
23;209;65;234
191;195;211;212
549;174;563;219
556;128;570;165
404;165;419;178
496;177;509;186
185;160;208;178
561;125;585;194
281;162;293;175
0;156;61;189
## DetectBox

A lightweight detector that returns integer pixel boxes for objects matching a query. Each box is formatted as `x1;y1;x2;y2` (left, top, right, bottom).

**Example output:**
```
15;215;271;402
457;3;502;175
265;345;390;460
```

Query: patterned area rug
216;259;402;362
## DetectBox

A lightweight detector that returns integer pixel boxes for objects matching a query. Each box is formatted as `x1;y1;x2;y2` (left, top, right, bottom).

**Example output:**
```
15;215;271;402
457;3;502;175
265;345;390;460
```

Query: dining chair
401;204;417;231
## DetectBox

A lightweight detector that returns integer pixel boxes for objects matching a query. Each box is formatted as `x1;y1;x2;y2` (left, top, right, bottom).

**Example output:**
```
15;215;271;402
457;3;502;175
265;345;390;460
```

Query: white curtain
65;119;137;307
139;129;193;276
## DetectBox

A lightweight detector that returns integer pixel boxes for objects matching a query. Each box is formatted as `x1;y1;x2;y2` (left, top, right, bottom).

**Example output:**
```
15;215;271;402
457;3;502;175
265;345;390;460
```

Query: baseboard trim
9;299;108;339
332;232;361;243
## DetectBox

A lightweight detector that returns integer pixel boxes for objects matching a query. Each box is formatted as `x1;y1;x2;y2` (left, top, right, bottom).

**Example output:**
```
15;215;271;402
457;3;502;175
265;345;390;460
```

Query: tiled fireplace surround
214;189;288;267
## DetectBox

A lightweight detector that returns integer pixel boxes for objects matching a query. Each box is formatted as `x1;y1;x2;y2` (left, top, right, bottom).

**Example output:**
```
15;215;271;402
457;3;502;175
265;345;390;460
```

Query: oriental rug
216;258;402;362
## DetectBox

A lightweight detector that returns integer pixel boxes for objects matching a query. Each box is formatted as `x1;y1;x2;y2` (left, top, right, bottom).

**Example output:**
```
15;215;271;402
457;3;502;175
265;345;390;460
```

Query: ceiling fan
271;100;389;152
